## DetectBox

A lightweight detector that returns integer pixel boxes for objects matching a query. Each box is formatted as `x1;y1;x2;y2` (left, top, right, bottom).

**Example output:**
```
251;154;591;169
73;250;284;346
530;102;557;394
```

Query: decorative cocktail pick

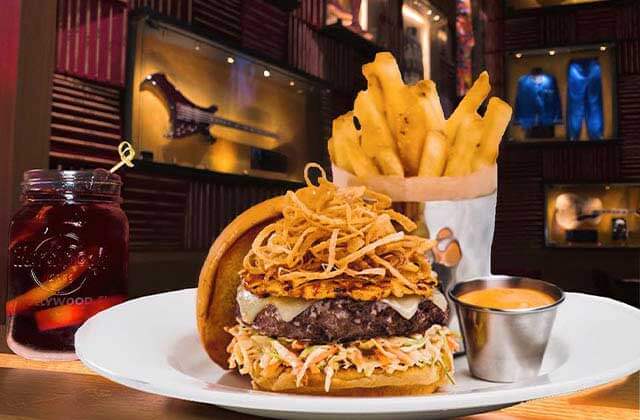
109;141;136;173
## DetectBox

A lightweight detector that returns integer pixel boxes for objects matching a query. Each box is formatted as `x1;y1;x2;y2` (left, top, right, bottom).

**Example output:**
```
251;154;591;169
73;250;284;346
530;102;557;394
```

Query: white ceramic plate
75;289;640;420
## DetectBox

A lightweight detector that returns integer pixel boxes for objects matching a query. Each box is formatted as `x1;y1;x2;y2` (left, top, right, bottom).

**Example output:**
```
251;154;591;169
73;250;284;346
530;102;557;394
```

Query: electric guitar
140;73;280;143
554;193;640;230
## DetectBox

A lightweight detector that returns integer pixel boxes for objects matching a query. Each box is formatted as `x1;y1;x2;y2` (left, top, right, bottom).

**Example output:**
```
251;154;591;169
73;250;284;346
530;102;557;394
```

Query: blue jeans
567;58;604;141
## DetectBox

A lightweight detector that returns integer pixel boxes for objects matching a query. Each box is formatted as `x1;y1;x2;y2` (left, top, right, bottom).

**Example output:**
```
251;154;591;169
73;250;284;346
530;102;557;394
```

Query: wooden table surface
0;352;638;420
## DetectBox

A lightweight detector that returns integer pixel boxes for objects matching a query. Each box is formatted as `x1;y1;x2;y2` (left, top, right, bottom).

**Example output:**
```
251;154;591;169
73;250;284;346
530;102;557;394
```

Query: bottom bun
252;359;452;396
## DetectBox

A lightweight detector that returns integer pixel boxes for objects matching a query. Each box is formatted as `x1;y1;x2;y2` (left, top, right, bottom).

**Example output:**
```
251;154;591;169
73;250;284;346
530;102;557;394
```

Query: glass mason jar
6;169;128;360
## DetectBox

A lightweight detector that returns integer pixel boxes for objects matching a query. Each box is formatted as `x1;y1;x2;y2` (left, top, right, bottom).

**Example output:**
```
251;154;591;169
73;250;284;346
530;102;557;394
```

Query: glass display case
128;18;325;183
545;183;640;248
401;0;450;85
505;44;616;142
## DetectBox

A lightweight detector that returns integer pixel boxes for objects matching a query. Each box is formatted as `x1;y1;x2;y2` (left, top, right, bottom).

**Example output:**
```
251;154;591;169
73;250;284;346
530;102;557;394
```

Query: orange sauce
458;287;556;310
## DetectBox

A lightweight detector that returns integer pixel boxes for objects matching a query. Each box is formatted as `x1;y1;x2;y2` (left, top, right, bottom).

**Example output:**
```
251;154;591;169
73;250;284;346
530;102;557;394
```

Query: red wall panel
56;0;128;87
618;40;640;76
292;0;324;29
616;1;640;41
503;17;541;51
542;11;575;46
49;73;121;166
184;178;291;250
541;143;620;182
129;0;191;21
574;6;616;44
618;75;640;141
242;0;288;62
192;0;242;41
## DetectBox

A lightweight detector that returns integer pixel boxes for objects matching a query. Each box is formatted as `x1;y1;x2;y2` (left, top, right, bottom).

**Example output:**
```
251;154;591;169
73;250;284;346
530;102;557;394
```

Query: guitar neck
596;209;632;215
175;103;279;140
210;116;279;140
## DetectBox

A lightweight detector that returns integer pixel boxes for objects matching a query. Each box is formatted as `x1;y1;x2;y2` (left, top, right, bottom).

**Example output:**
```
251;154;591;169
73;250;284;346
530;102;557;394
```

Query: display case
127;17;326;183
401;1;451;86
505;44;616;143
545;183;640;248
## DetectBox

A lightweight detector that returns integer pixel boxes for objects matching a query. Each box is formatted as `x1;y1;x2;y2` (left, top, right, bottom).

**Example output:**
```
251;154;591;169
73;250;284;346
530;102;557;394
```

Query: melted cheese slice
382;289;447;319
237;286;448;323
236;286;313;323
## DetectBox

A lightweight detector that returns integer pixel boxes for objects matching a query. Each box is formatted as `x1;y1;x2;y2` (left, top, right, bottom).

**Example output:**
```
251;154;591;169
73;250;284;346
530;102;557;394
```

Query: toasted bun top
197;196;285;368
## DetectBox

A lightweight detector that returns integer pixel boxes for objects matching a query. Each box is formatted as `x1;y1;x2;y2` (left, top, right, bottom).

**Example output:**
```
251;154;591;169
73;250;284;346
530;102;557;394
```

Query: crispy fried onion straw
241;163;438;300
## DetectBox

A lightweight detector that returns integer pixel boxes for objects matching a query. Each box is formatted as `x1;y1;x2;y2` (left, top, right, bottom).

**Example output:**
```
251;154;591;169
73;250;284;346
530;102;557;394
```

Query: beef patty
248;298;448;343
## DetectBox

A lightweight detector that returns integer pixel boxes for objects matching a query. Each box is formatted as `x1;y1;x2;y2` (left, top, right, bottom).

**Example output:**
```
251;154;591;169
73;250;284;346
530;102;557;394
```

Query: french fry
354;89;404;176
397;105;426;176
396;81;446;175
330;112;358;173
328;53;511;180
472;97;512;171
444;71;490;143
410;80;446;132
341;137;381;177
332;137;355;173
327;137;337;164
418;131;448;177
362;63;386;114
364;52;416;141
444;114;483;177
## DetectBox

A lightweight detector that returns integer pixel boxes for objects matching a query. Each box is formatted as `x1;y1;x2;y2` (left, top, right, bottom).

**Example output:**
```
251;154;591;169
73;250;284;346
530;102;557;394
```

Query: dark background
482;0;639;301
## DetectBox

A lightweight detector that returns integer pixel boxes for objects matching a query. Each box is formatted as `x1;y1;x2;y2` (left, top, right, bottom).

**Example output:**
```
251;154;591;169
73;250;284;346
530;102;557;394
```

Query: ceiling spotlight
515;53;523;58
289;80;295;87
600;45;607;51
263;69;271;77
433;14;441;22
195;44;200;51
549;50;556;56
427;9;433;15
226;56;235;64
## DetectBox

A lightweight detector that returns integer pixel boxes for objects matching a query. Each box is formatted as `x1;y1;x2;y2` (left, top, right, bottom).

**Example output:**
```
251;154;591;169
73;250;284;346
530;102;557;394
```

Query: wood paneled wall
484;0;640;292
50;73;121;165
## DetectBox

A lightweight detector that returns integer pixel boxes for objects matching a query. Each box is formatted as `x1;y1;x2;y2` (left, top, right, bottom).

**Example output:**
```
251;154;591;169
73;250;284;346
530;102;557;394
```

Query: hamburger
197;164;458;394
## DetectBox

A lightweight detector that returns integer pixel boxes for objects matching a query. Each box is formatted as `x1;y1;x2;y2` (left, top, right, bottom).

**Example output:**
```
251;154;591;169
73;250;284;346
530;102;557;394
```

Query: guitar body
140;73;217;139
554;193;604;230
140;73;280;148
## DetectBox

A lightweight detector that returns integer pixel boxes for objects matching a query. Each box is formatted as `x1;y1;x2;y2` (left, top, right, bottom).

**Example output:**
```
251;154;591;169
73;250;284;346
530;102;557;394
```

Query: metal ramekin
449;276;565;382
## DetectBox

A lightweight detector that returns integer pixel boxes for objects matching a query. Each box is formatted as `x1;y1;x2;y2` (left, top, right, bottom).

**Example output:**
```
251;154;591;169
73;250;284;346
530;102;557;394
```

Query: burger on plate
197;165;458;395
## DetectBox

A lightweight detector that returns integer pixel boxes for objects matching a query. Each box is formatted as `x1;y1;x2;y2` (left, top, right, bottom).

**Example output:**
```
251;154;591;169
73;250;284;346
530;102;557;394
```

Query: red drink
6;169;128;360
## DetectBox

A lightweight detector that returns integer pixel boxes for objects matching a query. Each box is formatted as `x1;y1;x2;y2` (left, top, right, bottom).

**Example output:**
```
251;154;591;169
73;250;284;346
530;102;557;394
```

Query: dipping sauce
458;287;556;310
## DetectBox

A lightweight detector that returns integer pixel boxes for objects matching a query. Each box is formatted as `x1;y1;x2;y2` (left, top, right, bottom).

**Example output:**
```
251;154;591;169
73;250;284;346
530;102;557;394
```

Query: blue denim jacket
514;73;562;130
